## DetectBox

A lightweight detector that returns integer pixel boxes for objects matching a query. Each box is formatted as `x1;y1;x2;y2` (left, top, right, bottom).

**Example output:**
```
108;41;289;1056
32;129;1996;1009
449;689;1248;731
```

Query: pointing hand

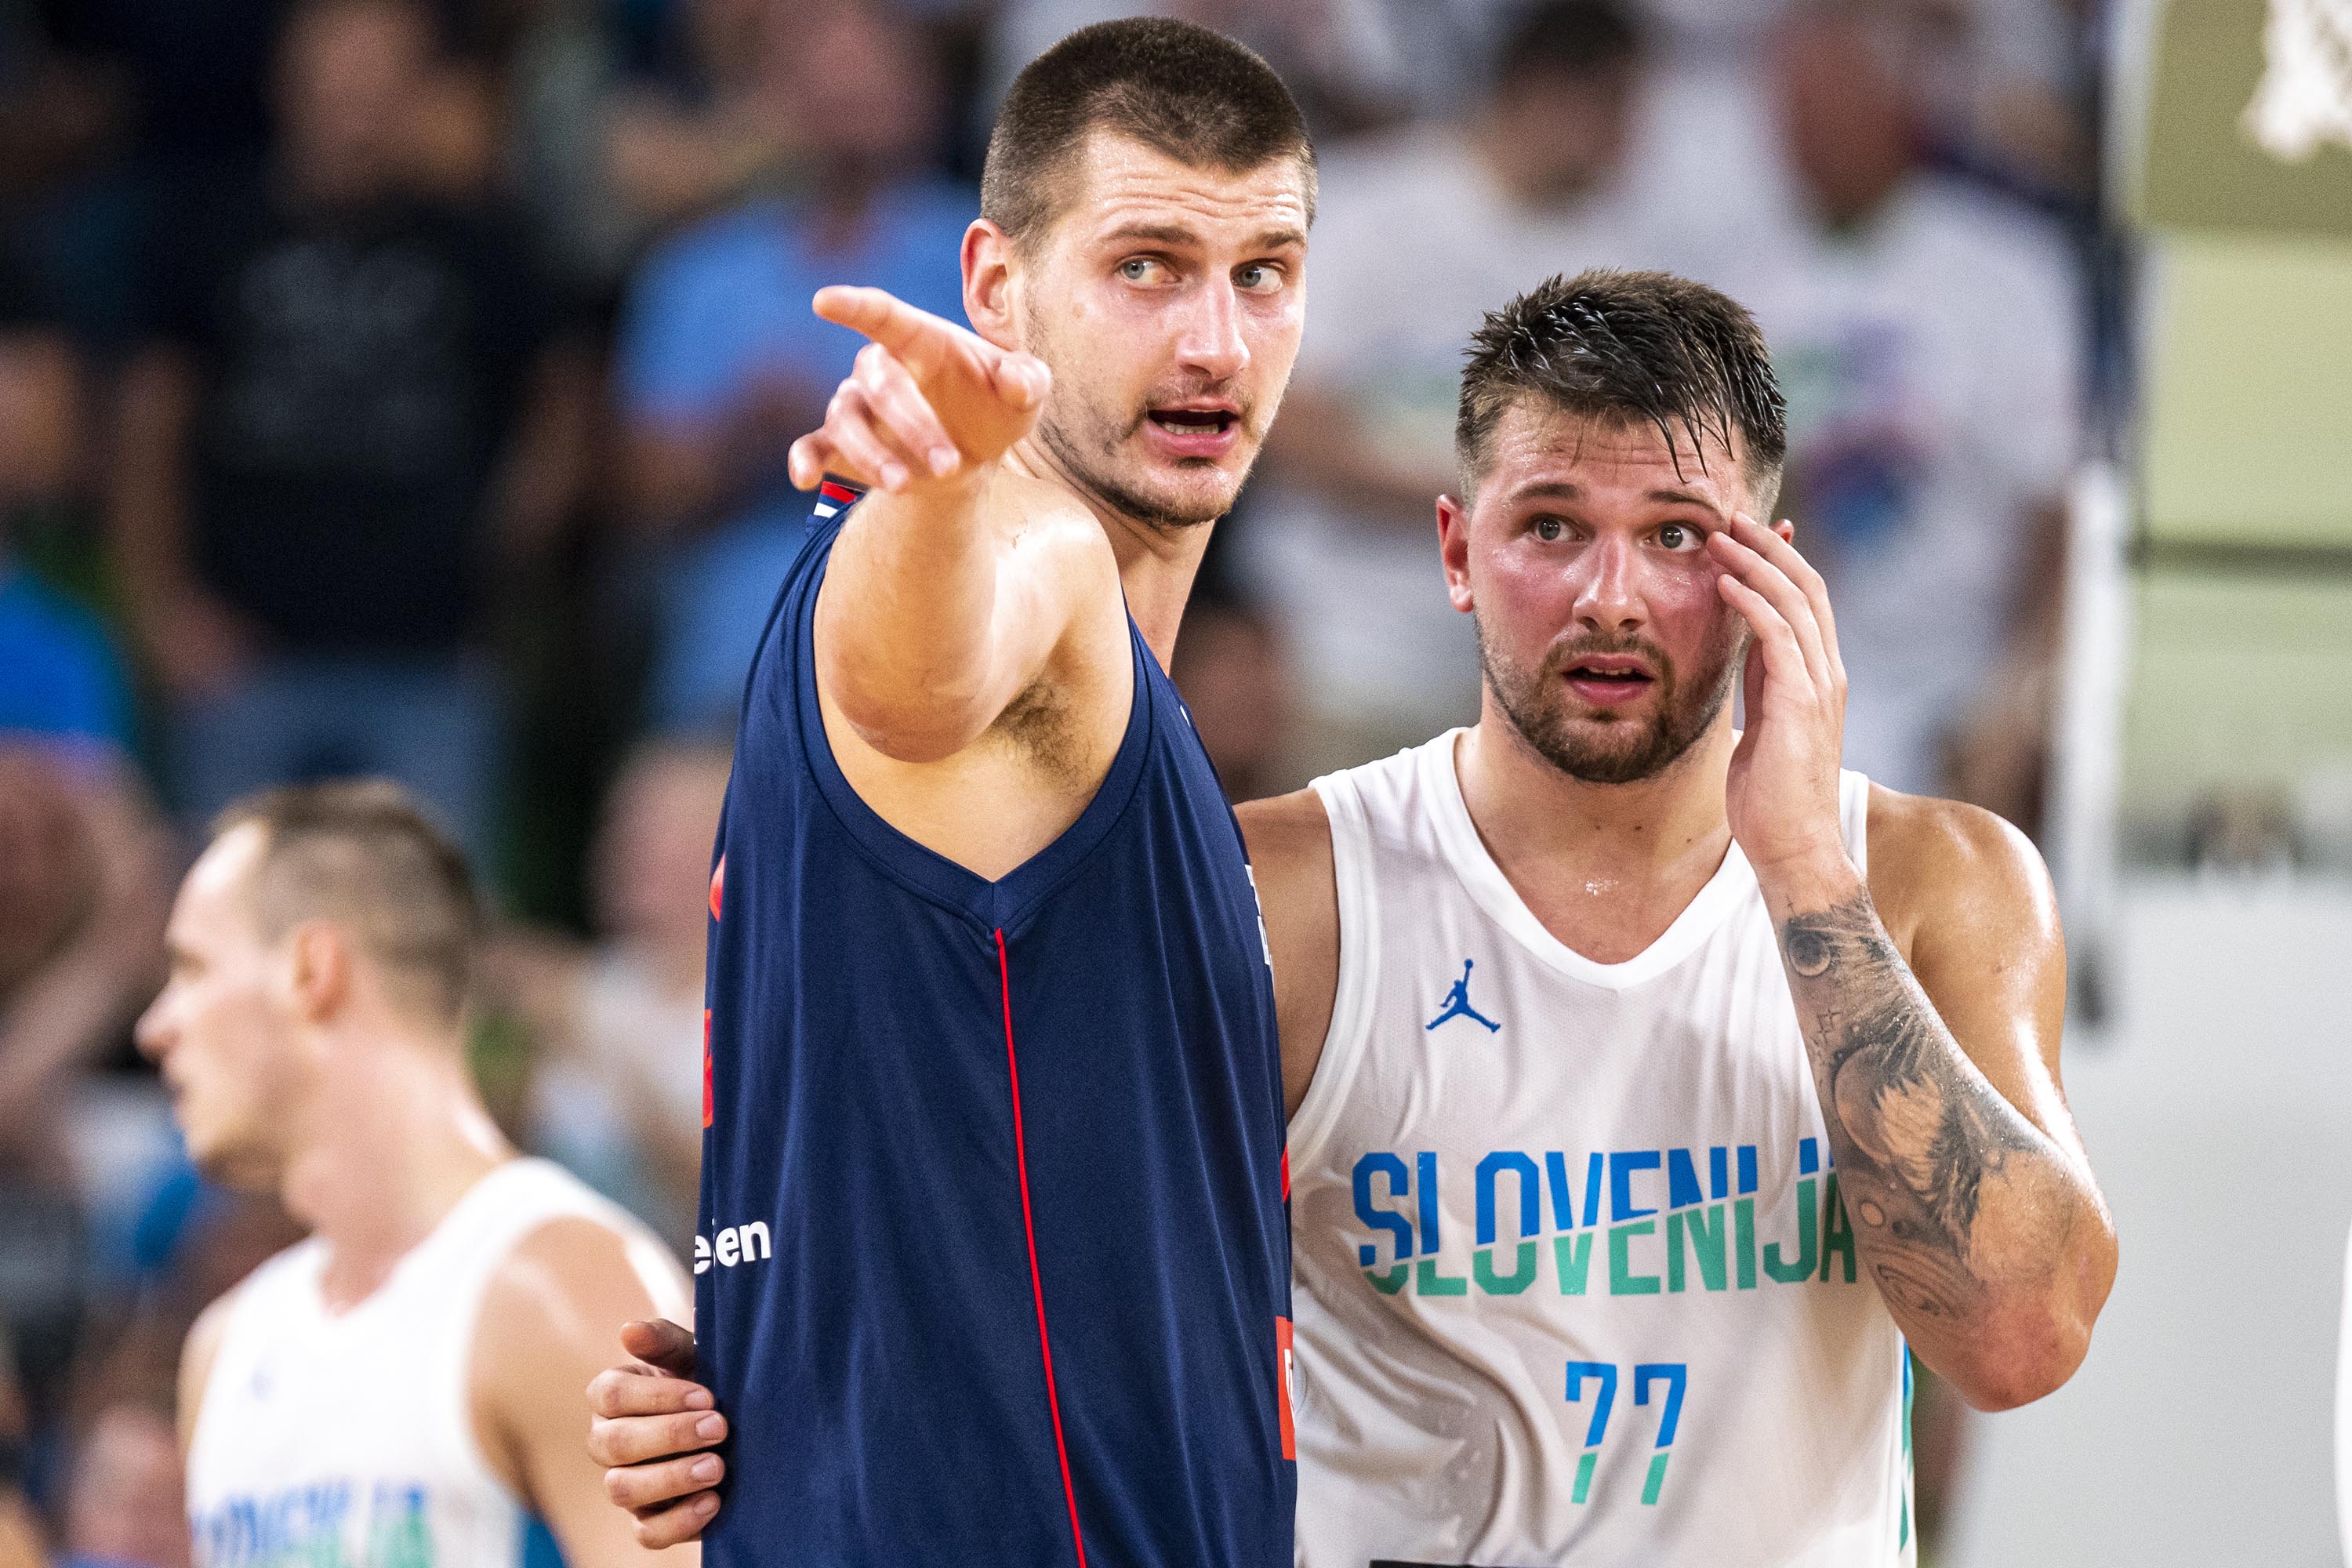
787;286;1052;495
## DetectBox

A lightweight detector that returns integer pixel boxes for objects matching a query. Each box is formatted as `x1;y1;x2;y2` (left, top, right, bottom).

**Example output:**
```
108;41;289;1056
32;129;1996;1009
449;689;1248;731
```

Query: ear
283;921;353;1026
1773;517;1797;546
1437;492;1475;613
962;219;1021;353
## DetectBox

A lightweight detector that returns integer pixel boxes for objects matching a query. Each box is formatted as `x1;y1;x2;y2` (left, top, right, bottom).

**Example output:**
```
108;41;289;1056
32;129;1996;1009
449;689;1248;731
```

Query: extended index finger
812;286;986;379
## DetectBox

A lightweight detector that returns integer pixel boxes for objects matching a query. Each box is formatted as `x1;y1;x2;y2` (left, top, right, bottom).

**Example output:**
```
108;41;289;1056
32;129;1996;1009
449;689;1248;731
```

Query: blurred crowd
0;0;2110;1559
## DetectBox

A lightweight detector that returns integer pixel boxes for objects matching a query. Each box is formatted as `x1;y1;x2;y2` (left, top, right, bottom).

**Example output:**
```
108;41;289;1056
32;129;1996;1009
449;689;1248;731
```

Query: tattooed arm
1771;797;2115;1410
1707;514;2114;1411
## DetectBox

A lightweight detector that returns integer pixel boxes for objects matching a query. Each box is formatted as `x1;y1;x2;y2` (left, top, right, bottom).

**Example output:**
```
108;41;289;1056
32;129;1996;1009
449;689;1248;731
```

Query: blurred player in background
137;781;691;1568
590;18;1312;1567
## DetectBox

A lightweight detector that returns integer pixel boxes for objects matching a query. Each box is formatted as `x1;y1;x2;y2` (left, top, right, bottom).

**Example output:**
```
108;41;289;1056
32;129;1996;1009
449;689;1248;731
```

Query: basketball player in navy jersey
592;271;2118;1563
590;20;1312;1567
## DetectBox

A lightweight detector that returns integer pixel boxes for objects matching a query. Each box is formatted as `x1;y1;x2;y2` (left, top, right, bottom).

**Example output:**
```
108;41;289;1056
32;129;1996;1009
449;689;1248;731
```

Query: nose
1571;532;1646;638
1174;276;1250;384
133;992;171;1064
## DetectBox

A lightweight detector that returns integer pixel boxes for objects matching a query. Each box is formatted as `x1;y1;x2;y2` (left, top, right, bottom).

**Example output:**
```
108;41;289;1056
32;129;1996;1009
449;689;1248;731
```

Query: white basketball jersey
188;1158;673;1568
1290;733;1913;1568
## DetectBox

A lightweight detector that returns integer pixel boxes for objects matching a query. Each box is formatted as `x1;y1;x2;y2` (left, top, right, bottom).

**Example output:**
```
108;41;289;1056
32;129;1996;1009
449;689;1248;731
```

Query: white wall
1947;878;2352;1568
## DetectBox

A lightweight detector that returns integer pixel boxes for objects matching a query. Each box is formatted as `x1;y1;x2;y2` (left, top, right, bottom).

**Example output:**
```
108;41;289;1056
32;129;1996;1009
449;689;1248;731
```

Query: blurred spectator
615;0;971;734
482;742;730;1245
1735;0;2081;814
1243;0;1664;779
57;1403;186;1568
0;288;120;757
0;747;169;1428
978;0;1494;135
600;0;806;236
108;0;593;860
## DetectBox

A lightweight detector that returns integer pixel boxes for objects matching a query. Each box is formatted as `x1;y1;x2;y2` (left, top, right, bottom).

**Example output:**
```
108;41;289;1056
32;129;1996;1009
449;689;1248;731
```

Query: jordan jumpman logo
1426;959;1501;1033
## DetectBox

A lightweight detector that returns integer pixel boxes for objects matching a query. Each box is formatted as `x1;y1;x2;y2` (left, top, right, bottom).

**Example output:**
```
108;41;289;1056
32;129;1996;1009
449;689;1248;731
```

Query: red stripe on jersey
996;929;1090;1568
819;481;859;504
1276;1316;1296;1461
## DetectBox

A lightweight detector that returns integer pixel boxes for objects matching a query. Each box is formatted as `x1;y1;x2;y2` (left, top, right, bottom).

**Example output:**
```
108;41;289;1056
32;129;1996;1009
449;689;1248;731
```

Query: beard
1476;616;1742;785
1036;408;1235;532
1022;304;1258;533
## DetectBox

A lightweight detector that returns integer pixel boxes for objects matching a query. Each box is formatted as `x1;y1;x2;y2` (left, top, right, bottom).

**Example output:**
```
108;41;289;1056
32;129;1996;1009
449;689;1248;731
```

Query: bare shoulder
1236;786;1333;877
1238;789;1339;1119
1865;782;2060;963
177;1287;242;1455
477;1214;685;1352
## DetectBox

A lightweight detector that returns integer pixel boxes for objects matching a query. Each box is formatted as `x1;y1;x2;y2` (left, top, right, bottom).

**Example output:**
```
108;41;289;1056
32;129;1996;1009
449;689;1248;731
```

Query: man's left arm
473;1216;700;1568
1709;511;2117;1413
1773;794;2116;1410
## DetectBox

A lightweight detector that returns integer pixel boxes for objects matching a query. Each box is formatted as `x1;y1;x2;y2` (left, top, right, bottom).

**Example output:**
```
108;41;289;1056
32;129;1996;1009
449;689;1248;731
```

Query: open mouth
1147;407;1238;436
1562;655;1657;703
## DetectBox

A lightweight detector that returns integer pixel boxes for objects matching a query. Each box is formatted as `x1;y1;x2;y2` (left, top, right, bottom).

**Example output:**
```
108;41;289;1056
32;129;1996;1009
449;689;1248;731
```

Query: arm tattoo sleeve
1777;892;2049;1323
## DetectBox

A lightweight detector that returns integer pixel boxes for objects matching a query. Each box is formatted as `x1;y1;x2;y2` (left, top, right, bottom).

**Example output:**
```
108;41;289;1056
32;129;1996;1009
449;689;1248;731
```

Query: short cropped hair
982;17;1315;247
1457;269;1786;506
212;779;479;1024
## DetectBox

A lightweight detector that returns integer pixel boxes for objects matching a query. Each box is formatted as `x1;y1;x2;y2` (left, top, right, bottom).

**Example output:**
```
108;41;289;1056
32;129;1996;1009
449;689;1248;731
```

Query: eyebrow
1101;222;1308;253
1508;480;1729;517
1647;487;1728;517
1103;222;1199;248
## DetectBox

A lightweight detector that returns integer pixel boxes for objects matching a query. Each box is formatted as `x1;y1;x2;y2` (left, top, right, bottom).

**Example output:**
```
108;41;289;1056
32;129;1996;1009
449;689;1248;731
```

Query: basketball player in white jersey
584;271;2118;1562
1242;269;2118;1563
136;781;695;1568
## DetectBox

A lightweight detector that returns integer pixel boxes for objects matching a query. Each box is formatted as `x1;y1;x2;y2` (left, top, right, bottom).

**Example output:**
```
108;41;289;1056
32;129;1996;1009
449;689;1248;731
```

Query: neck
1457;699;1737;894
278;1025;512;1312
1002;439;1213;670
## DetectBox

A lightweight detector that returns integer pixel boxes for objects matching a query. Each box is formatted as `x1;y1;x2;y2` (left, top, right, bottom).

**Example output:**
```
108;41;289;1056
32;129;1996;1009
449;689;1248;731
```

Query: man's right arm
787;287;1112;768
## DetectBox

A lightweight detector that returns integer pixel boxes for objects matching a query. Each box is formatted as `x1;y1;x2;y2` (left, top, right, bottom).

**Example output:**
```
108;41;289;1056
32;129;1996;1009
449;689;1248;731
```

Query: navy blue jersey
695;483;1294;1567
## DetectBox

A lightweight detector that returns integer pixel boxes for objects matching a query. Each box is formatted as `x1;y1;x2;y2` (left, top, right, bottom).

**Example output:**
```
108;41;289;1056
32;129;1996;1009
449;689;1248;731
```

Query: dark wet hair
213;779;479;1024
1456;268;1786;503
982;17;1316;246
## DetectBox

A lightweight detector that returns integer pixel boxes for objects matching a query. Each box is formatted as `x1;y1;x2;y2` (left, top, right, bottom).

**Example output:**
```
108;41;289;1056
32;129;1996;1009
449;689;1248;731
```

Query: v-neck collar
1424;731;1756;993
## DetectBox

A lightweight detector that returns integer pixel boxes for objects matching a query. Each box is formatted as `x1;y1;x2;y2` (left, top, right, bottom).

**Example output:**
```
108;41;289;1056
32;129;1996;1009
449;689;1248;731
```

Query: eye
1534;516;1565;542
1236;262;1280;292
1657;521;1702;551
1118;257;1161;282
